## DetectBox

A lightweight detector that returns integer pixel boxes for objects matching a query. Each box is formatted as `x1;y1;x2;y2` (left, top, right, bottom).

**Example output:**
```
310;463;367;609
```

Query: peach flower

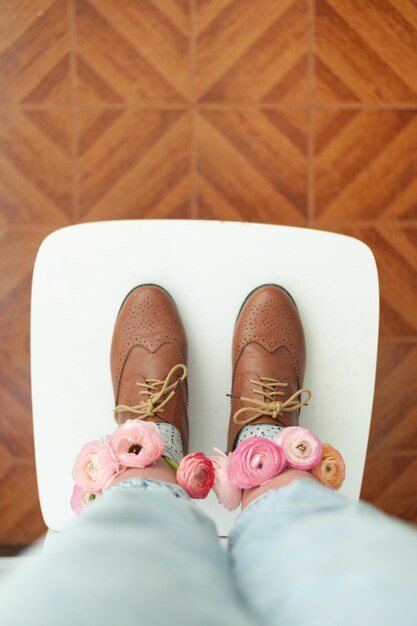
228;437;287;489
72;440;119;492
177;452;214;499
312;443;346;490
275;427;322;470
210;448;243;511
108;419;164;468
70;484;99;515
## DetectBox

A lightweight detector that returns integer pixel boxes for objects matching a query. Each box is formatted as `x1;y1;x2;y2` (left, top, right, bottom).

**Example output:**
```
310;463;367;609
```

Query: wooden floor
0;0;417;544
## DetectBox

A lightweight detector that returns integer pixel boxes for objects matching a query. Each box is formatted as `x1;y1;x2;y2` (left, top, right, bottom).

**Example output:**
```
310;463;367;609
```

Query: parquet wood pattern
0;110;73;223
79;109;192;220
315;109;417;221
76;0;191;104
0;0;71;105
361;340;417;521
315;0;417;103
196;109;308;222
196;0;308;103
0;0;416;544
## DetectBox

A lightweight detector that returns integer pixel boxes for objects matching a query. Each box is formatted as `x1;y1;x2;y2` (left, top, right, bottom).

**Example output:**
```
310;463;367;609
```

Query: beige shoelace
231;377;312;426
114;363;187;426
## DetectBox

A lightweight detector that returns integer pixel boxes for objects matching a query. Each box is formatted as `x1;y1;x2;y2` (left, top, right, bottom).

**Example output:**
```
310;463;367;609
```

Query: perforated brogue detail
110;285;189;452
233;292;304;386
227;285;307;453
233;341;302;390
112;292;187;399
114;339;185;400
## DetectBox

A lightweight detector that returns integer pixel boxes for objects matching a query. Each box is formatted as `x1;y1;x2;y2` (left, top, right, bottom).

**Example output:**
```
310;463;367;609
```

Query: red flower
176;452;214;499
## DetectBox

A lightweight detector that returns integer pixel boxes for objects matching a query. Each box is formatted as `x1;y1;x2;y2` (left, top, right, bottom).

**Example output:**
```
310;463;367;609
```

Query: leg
0;476;254;626
229;475;417;626
225;286;417;625
0;285;254;626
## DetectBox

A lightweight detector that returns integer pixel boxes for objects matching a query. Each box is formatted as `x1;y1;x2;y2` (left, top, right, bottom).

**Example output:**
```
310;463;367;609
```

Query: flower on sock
210;448;242;511
312;443;345;489
272;430;285;447
177;452;214;499
70;484;100;515
274;426;322;470
72;440;119;491
108;419;164;468
228;437;287;489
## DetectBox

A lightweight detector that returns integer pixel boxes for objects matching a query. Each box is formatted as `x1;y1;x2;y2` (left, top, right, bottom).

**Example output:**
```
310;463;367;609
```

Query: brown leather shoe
111;285;189;453
227;284;311;453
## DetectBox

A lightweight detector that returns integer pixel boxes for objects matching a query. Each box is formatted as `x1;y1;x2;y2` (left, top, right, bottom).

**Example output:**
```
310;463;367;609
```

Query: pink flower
210;448;242;511
228;437;287;489
275;427;322;470
177;452;214;499
312;443;346;490
72;440;119;491
273;430;285;446
70;484;100;515
108;419;164;468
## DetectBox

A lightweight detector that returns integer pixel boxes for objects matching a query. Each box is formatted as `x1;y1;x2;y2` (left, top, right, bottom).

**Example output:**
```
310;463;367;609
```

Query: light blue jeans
1;477;417;626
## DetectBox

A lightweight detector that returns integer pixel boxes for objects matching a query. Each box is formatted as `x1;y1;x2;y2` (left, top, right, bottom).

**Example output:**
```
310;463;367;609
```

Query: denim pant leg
228;478;417;626
0;478;253;626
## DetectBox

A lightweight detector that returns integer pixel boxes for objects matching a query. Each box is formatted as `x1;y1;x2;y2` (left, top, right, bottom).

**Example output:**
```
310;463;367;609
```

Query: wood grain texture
76;0;191;104
0;229;52;543
325;226;417;336
361;340;417;523
0;462;46;543
314;109;417;221
0;228;54;463
0;0;71;105
315;0;417;103
79;109;192;220
0;109;73;224
0;0;417;544
196;109;308;222
196;0;308;103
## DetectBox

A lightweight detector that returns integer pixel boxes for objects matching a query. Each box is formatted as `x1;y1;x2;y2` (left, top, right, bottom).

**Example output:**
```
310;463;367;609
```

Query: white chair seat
31;220;379;535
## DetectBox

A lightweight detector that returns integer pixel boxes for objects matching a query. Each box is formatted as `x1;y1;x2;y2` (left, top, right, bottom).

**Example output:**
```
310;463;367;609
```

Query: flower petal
210;448;242;511
177;452;214;499
311;443;346;490
228;437;287;489
279;427;322;470
108;419;164;468
72;440;119;491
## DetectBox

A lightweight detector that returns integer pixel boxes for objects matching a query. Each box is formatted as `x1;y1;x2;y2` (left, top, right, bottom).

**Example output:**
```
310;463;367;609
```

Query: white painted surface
31;220;379;533
0;557;32;580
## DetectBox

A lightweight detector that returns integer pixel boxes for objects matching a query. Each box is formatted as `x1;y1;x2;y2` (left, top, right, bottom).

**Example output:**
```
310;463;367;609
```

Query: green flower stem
162;455;178;471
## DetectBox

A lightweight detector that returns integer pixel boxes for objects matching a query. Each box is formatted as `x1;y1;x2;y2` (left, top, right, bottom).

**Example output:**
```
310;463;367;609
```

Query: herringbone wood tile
196;109;308;222
0;228;54;463
0;228;52;543
0;109;73;224
0;270;34;463
314;109;417;222
76;0;191;104
361;340;417;523
0;0;71;105
196;0;308;104
0;462;46;544
315;0;417;103
321;225;417;337
79;109;192;220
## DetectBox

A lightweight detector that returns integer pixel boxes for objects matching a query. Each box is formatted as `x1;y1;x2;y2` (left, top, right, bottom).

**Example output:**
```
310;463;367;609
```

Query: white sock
155;422;184;465
233;423;285;450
